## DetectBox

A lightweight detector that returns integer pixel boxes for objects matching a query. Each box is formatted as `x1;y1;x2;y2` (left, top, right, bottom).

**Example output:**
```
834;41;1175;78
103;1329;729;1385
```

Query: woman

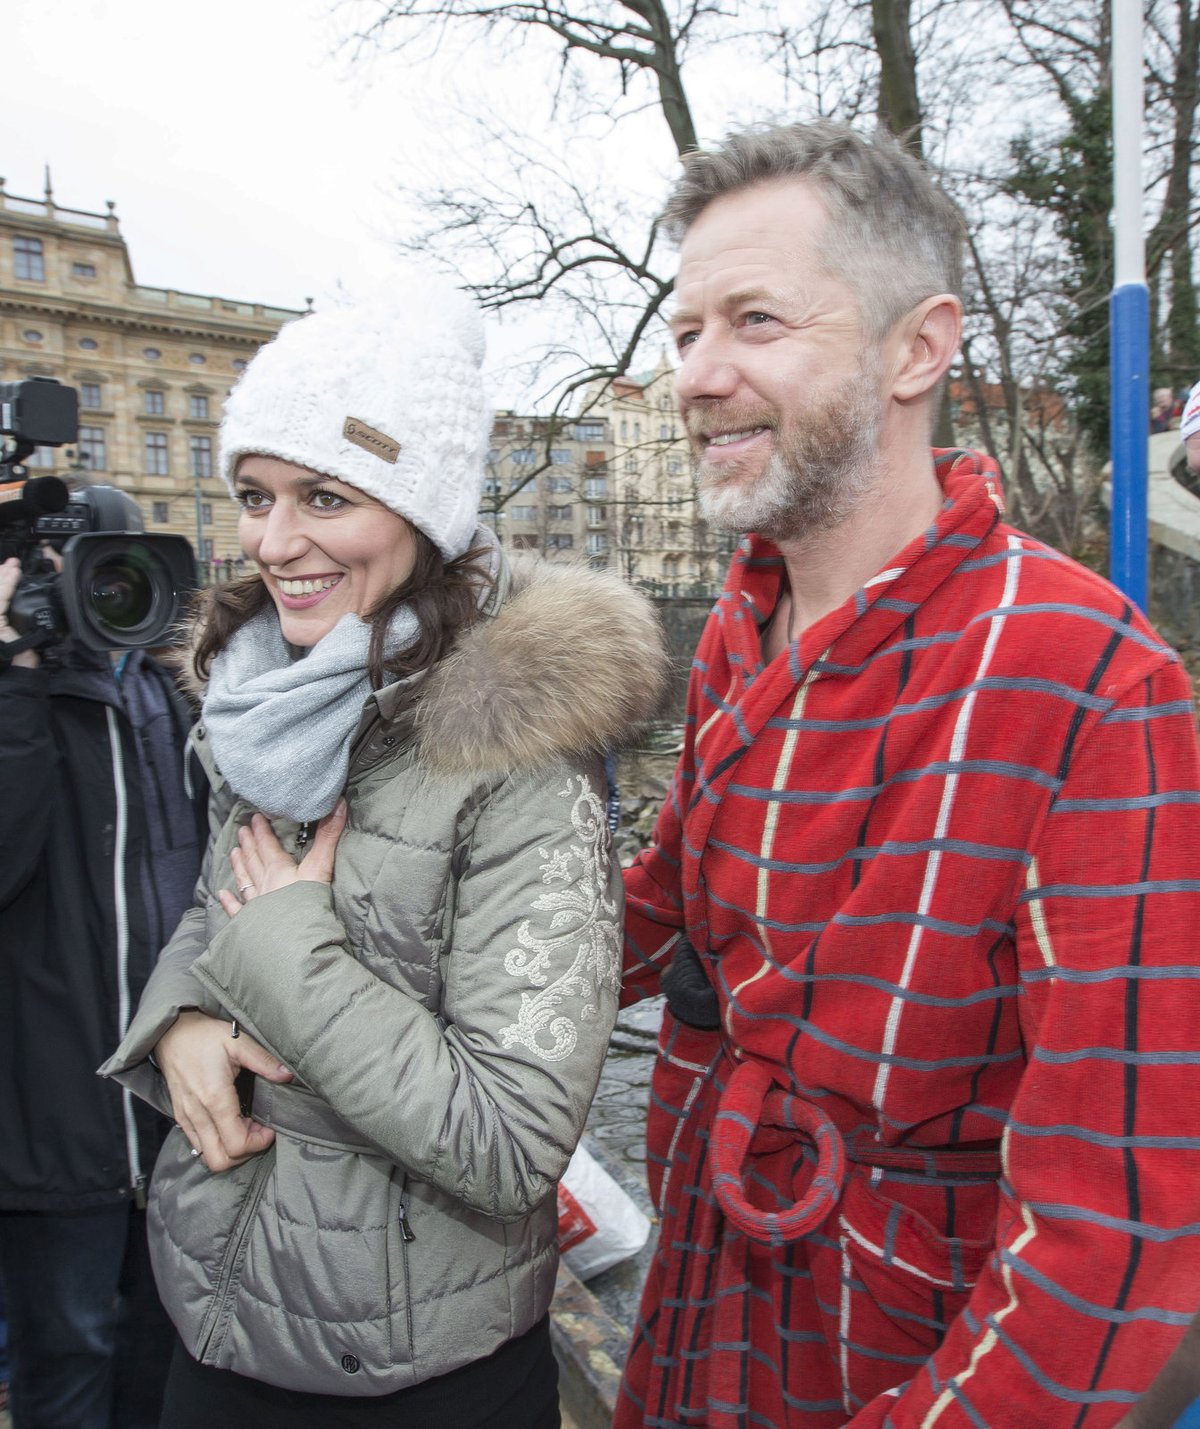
100;276;666;1426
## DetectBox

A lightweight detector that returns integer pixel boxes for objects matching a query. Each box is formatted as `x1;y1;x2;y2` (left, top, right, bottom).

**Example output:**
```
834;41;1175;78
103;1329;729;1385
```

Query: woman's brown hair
190;529;494;690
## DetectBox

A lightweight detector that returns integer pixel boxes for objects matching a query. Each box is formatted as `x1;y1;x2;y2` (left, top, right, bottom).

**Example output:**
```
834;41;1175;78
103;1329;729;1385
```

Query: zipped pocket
194;1148;276;1365
389;1172;416;1364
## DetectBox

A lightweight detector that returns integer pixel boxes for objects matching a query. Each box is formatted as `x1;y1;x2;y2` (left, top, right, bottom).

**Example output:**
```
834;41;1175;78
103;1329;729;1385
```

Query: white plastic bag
557;1142;652;1280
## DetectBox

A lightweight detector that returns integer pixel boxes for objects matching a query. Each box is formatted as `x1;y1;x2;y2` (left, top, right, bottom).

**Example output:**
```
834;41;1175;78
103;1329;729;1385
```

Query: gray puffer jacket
101;555;667;1396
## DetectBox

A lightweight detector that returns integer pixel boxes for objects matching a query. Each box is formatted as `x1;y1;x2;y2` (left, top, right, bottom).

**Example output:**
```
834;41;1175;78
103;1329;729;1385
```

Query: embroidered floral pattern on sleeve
500;773;620;1062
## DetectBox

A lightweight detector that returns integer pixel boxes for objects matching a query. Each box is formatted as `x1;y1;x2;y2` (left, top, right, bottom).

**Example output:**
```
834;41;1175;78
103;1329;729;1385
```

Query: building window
550;449;572;465
667;457;683;474
14;236;44;281
27;446;55;469
548;505;572;522
145;432;169;475
486;449;499;465
483;477;502;497
143;347;162;361
80;383;101;409
659;424;670;440
510;448;536;465
509;505;538;522
190;436;213;479
510;475;537;493
232;358;248;371
189;394;210;420
584;477;607;499
548;475;572;493
203;538;215;559
511;533;539;549
72;261;97;279
78;426;107;471
575;422;604;441
22;330;43;344
78;337;99;350
586;533;608;555
153;501;169;523
620;419;628;440
546;533;574;550
144;389;165;416
188;353;206;365
587;506;607;526
625;455;637;473
201;502;213;524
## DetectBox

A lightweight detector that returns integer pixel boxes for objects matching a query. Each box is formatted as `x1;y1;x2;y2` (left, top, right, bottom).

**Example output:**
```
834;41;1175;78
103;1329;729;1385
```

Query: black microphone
0;476;70;529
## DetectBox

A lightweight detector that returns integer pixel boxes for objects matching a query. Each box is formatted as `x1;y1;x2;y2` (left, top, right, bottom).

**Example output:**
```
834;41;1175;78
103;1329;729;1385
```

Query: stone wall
648;592;713;719
1150;542;1200;652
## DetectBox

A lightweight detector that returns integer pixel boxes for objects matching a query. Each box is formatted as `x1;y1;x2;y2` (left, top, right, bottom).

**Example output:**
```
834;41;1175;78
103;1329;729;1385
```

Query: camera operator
0;485;206;1429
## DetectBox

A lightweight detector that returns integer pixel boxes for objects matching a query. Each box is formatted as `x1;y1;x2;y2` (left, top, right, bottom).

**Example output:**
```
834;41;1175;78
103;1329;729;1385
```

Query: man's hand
217;802;347;919
154;1010;294;1173
0;556;38;669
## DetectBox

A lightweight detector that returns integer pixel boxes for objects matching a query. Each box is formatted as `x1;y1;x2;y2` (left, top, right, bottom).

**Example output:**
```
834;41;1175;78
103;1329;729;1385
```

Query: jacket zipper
194;1151;275;1363
105;706;143;1197
295;820;315;854
397;1178;416;1356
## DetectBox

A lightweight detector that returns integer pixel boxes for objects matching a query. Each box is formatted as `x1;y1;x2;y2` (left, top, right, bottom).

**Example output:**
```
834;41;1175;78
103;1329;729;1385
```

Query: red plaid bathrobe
618;449;1200;1428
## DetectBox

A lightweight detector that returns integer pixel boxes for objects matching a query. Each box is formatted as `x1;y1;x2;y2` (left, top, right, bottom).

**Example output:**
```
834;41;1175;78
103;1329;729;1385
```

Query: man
0;488;206;1429
619;121;1200;1428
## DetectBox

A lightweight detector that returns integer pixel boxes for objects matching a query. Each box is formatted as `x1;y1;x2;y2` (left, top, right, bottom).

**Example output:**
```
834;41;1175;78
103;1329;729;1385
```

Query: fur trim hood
415;555;668;775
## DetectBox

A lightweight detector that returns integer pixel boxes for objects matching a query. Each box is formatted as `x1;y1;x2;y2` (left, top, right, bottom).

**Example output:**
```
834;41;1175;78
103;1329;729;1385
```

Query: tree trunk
871;0;924;155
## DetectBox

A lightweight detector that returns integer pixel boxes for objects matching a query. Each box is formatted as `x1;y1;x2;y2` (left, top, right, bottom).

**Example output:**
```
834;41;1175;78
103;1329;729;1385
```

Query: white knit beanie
219;272;491;560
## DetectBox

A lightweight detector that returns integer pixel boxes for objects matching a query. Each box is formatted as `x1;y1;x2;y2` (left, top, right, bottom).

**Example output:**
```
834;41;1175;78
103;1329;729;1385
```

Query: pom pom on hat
1181;380;1200;442
219;271;491;559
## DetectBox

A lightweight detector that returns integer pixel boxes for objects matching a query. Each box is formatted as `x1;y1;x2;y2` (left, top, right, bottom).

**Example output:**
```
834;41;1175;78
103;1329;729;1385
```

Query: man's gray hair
663;120;965;340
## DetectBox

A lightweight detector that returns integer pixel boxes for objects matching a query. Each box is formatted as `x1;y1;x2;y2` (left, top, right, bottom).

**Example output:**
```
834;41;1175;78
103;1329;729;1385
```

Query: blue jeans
0;1204;172;1429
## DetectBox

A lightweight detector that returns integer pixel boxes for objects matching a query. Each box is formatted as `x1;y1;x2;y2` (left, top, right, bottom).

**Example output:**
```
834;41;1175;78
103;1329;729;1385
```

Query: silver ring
238;883;253;895
190;1147;201;1158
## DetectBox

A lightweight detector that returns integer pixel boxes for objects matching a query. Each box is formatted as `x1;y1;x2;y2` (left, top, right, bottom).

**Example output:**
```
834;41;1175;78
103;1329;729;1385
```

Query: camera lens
59;531;197;652
89;555;157;633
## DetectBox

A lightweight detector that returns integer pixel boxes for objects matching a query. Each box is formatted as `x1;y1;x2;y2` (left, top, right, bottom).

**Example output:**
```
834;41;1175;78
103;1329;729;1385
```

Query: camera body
1;378;198;657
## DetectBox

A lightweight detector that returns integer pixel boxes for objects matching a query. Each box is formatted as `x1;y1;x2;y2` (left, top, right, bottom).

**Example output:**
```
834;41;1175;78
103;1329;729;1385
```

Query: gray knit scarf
202;605;419;822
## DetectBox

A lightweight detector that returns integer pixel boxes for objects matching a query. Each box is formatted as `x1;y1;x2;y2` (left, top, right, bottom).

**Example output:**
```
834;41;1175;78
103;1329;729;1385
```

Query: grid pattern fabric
617;449;1200;1428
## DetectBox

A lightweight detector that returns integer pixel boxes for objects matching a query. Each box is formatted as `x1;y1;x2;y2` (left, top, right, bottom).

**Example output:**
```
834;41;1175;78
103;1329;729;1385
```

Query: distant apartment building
0;174;300;570
482;410;616;566
582;354;731;587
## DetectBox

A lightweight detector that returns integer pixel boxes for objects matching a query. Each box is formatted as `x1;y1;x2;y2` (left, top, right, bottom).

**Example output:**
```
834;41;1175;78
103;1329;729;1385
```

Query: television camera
1;377;197;661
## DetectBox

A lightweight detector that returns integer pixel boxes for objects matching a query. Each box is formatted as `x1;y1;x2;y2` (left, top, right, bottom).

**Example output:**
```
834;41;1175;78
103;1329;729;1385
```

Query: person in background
1151;385;1175;433
0;488;206;1429
618;120;1200;1428
100;275;667;1427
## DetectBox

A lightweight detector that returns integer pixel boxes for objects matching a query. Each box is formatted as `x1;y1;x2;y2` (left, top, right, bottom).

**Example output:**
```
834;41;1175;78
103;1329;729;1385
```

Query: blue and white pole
1109;0;1149;609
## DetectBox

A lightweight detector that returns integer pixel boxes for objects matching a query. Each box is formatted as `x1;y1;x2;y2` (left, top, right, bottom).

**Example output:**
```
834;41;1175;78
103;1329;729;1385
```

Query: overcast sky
7;0;686;406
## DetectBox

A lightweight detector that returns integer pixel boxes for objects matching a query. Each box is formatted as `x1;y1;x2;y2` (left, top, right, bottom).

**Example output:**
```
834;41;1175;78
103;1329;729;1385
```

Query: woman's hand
218;800;347;919
154;1010;294;1173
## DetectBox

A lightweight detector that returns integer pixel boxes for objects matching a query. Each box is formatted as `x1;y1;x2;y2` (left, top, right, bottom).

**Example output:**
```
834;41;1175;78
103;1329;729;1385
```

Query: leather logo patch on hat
343;417;401;464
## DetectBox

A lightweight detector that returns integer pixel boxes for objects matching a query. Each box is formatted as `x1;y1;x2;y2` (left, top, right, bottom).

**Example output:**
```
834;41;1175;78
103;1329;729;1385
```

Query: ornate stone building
0;175;300;574
582;354;730;588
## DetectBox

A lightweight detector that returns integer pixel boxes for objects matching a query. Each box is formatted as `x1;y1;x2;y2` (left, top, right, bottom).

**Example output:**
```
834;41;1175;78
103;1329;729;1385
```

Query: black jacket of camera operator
0;646;207;1210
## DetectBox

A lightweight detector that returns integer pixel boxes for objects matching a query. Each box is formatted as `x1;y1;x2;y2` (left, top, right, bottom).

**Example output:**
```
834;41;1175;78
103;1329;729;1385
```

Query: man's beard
690;358;883;544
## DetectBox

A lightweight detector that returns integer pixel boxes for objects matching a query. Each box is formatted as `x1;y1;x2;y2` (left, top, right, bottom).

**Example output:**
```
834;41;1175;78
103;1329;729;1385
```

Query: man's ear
890;294;962;402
